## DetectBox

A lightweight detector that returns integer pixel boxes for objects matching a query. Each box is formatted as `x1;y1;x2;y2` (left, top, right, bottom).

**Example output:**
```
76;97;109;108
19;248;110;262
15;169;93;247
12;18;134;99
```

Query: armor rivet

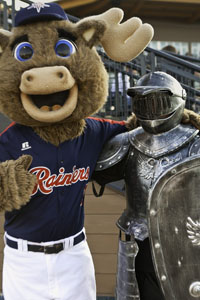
171;169;176;174
130;152;134;156
175;227;179;234
150;209;156;216
178;260;181;267
189;282;200;297
161;275;166;281
99;165;102;168
155;243;160;249
126;221;130;226
118;156;121;159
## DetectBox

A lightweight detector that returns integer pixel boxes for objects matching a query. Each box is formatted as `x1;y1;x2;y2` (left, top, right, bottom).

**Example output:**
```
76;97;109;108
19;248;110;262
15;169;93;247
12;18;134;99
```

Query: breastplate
117;124;199;239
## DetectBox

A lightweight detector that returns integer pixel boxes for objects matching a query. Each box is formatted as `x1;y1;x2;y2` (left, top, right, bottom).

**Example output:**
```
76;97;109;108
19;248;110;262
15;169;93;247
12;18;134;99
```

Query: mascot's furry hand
182;108;200;129
125;113;139;130
0;155;37;211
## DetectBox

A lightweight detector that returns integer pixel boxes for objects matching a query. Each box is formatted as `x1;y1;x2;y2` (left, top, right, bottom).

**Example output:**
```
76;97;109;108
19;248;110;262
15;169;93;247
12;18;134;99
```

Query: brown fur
0;20;108;145
0;18;111;210
34;120;86;146
125;113;140;130
182;108;200;130
0;155;36;211
0;14;198;213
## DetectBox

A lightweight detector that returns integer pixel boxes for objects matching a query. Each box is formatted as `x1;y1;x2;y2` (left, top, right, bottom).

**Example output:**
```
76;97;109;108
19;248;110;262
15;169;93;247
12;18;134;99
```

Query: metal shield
148;156;200;300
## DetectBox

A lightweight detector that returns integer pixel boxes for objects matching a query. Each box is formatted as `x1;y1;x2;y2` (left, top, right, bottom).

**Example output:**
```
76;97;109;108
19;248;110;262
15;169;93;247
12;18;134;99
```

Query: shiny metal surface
128;72;187;134
95;71;200;299
187;217;200;246
189;282;200;297
129;124;198;158
148;156;200;300
127;72;187;99
138;104;185;134
116;236;140;300
117;125;199;240
95;125;200;299
95;131;130;171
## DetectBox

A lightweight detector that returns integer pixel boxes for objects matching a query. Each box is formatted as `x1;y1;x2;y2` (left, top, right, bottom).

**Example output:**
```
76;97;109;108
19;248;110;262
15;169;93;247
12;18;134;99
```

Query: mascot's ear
76;20;106;48
76;7;154;62
0;29;12;54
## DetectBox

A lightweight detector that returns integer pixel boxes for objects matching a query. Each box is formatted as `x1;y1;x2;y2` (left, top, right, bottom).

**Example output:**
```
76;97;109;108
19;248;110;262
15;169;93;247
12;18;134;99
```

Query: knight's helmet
127;71;187;133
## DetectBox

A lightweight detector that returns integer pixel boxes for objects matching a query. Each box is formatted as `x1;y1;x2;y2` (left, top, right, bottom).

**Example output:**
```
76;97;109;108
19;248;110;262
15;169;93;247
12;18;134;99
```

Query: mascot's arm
0;155;37;212
182;108;200;129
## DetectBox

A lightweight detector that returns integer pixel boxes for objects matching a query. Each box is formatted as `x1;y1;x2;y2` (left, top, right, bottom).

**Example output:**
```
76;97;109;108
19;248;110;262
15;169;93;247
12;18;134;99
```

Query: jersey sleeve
87;117;127;145
0;125;16;162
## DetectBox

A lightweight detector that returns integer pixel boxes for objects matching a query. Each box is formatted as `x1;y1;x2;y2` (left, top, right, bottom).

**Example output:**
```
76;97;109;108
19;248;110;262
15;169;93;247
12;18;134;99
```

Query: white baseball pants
3;230;96;300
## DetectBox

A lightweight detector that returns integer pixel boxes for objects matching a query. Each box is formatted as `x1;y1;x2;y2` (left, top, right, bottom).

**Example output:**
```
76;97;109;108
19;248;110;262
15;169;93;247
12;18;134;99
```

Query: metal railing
0;0;31;29
98;47;200;120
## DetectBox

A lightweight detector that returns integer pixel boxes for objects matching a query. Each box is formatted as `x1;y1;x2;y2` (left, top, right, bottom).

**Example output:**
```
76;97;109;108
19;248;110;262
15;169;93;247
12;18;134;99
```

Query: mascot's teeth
40;106;50;111
40;105;62;112
52;105;62;111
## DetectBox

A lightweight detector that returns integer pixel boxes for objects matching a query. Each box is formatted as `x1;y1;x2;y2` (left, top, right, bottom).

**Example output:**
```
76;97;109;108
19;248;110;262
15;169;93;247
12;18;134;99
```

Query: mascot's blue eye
55;39;76;58
14;42;33;61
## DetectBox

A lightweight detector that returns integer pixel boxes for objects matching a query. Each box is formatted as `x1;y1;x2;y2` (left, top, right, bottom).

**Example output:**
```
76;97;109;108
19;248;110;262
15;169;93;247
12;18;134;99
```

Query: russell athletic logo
30;166;90;195
21;142;32;151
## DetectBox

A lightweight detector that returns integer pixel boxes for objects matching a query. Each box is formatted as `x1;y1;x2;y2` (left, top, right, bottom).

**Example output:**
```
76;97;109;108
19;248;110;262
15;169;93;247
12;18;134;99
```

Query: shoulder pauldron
95;131;130;171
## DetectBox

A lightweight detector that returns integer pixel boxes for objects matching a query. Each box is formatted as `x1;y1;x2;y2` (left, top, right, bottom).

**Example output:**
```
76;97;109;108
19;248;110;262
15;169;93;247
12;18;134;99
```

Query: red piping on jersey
0;122;16;136
88;117;126;125
0;118;126;137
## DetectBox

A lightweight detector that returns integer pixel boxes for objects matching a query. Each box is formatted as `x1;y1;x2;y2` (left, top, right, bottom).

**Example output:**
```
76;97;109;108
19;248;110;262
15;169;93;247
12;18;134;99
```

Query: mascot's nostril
57;72;64;79
26;75;33;82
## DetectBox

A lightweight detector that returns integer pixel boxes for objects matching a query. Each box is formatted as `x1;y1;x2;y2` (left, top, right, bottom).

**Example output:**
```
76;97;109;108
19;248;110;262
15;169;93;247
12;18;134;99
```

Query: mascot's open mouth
31;90;70;111
21;84;78;123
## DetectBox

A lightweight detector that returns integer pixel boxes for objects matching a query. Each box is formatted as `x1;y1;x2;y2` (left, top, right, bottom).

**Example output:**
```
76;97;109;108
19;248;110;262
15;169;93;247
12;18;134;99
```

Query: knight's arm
92;131;130;188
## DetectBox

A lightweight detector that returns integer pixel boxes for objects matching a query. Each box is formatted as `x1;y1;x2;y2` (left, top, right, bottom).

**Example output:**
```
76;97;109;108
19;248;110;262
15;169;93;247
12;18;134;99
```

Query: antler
85;8;154;62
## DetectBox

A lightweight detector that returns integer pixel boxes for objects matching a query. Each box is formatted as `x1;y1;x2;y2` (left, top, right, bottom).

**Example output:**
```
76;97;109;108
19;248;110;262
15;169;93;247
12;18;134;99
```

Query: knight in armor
92;71;200;300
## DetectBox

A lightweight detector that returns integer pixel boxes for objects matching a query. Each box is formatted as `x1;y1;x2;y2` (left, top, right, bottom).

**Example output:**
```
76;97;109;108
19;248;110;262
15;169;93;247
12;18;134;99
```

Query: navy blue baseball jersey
0;117;126;242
